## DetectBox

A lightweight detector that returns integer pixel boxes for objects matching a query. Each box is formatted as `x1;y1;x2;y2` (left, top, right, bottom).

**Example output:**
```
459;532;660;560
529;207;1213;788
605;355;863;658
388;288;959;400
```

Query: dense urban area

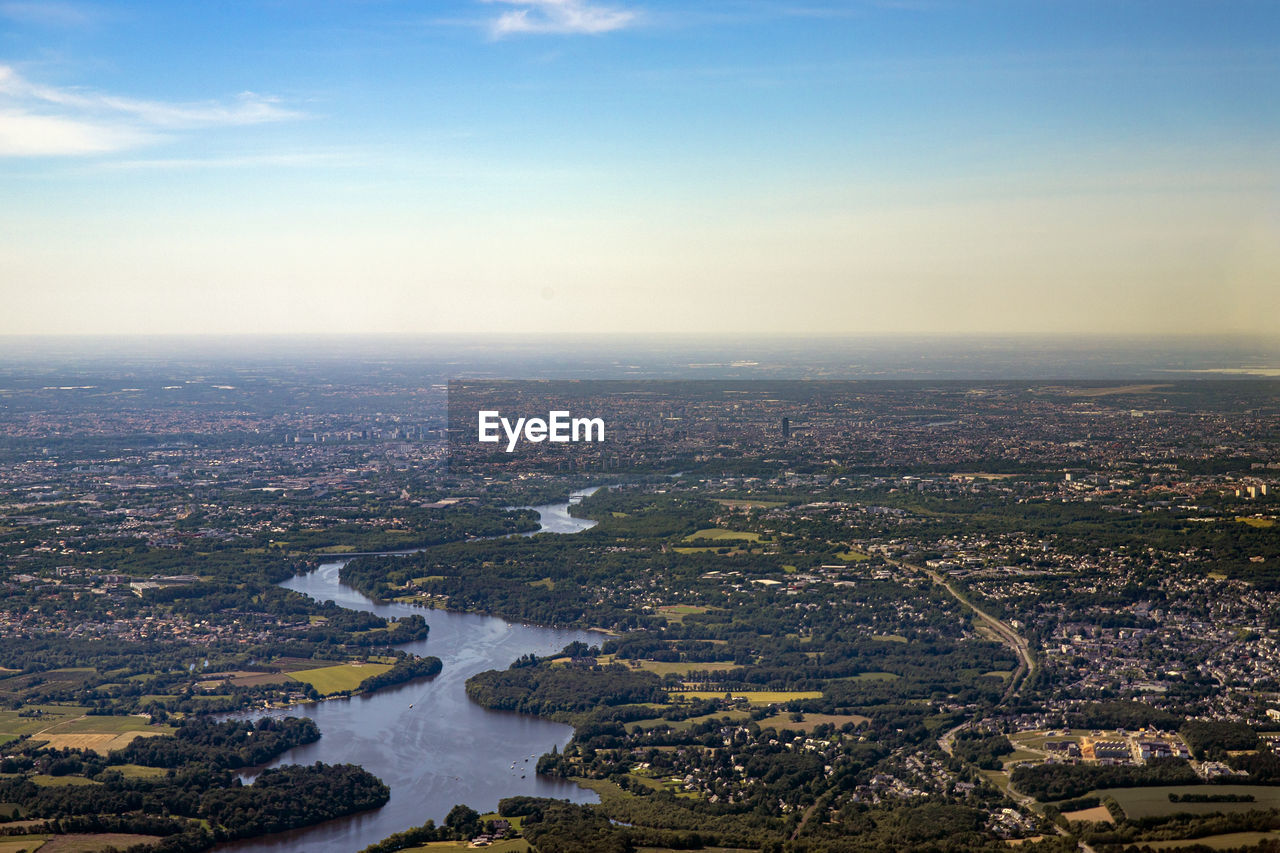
0;359;1278;853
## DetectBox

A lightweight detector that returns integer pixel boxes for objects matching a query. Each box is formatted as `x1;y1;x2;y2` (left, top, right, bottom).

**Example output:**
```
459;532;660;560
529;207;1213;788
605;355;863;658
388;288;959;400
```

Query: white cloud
0;65;303;157
482;0;638;37
0;109;153;155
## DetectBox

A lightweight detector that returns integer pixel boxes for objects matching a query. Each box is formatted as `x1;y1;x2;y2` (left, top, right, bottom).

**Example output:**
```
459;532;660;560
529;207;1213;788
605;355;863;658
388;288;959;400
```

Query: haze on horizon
1;0;1277;337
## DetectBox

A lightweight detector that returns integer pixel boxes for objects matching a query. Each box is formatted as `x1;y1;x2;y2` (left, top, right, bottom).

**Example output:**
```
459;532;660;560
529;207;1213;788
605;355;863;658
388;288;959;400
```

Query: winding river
217;490;601;852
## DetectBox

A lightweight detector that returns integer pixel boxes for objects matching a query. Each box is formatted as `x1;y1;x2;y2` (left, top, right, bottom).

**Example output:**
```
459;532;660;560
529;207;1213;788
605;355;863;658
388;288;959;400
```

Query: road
909;561;1036;702
897;561;1085;844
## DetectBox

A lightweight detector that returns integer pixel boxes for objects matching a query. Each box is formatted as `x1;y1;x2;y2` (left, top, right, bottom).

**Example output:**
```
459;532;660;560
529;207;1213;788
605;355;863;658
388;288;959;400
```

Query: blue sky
1;0;1277;335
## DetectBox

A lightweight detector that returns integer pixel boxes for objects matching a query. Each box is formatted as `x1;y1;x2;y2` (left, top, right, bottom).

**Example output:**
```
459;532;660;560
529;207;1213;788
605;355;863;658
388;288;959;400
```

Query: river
217;490;601;852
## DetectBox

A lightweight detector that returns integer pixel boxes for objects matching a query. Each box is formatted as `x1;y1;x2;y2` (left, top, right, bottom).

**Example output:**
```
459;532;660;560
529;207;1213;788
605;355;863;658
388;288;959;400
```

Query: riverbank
214;493;604;853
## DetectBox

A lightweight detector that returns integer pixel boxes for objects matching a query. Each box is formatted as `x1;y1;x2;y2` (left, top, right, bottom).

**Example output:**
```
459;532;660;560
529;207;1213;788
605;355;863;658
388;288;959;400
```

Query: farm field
35;714;171;755
38;730;167;755
0;705;88;741
1139;830;1280;850
48;715;161;734
286;662;392;694
682;529;762;542
1102;785;1280;819
226;672;293;688
1061;805;1113;824
0;709;171;755
754;712;870;732
0;670;97;702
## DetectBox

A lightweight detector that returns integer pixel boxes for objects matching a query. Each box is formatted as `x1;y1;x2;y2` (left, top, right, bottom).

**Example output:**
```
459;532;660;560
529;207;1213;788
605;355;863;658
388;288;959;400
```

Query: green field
1060;805;1113;824
658;605;709;616
1139;830;1280;850
675;690;822;705
837;550;871;561
654;604;714;623
0;669;97;700
713;499;785;509
683;529;762;542
630;709;753;732
0;835;47;853
30;774;101;787
287;662;392;694
833;671;900;682
47;715;161;734
1102;785;1280;819
1237;516;1276;528
755;712;870;732
0;705;92;745
114;764;170;779
622;771;667;791
1000;749;1043;766
601;656;739;677
0;705;88;737
479;813;524;831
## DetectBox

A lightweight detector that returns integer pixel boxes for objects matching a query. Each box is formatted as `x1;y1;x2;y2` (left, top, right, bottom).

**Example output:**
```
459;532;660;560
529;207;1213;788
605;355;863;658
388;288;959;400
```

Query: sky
0;0;1277;337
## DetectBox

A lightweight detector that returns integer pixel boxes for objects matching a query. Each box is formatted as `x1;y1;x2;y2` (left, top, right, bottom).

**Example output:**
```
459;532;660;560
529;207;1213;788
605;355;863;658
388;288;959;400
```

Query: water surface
217;493;600;852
